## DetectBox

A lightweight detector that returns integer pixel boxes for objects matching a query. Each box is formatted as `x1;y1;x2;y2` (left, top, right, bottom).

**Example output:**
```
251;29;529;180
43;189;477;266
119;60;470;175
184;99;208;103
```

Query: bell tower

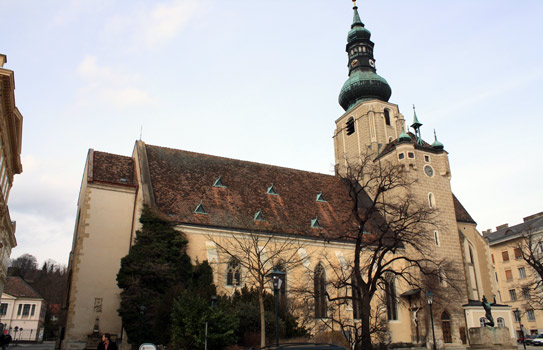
333;2;406;172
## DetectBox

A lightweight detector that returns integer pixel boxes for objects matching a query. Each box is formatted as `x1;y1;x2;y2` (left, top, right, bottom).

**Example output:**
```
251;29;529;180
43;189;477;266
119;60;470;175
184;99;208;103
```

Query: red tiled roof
91;151;137;187
3;276;42;299
452;194;476;224
144;144;357;239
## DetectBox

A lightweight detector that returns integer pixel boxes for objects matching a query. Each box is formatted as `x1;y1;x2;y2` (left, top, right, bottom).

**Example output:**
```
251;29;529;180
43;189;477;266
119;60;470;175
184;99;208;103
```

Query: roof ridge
144;143;336;178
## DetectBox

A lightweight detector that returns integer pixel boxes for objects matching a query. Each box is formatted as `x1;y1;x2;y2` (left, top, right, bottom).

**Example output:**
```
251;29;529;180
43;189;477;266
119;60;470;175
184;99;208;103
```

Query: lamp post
514;308;526;350
426;291;437;350
205;295;218;350
270;267;285;348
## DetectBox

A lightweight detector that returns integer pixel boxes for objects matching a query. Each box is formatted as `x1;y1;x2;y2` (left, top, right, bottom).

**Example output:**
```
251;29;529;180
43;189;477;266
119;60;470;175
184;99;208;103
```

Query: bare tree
310;155;463;350
207;231;305;347
517;226;543;308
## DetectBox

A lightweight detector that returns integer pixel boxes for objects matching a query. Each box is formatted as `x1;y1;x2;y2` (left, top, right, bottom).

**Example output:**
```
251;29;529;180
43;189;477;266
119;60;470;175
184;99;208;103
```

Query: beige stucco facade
63;150;138;350
485;219;543;337
0;54;23;295
0;292;46;341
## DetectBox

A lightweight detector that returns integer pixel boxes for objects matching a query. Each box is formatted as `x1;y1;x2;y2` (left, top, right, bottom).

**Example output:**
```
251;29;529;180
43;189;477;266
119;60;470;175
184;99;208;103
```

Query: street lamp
205;295;218;350
270;267;286;348
514;309;526;350
426;291;437;350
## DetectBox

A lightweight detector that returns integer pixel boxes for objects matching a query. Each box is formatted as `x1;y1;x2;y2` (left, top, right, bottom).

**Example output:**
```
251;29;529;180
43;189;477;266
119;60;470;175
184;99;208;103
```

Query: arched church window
385;275;398;320
384;109;391;126
469;246;475;264
441;311;452;343
346;117;355;135
428;192;436;209
314;263;327;318
497;317;505;327
226;258;241;286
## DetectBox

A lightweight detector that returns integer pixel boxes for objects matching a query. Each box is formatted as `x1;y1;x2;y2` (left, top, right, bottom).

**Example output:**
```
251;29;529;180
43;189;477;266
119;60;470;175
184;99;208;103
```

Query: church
61;3;515;350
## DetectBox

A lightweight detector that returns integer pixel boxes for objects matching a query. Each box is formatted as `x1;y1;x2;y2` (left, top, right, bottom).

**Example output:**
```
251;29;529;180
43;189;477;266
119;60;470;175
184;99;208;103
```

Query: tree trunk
259;288;266;348
358;295;373;350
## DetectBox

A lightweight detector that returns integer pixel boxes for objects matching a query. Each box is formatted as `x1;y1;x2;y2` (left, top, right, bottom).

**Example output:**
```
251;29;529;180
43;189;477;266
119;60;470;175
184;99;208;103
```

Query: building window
527;309;535;321
514;248;522;259
384;109;391;126
346;117;355;135
0;304;7;316
502;251;509;262
479;317;486;327
22;304;30;316
491;254;495;264
31;304;36;316
518;267;526;279
398;153;405;160
226;258;241;286
441;312;452;343
497;317;505;327
509;289;517;301
523;287;530;299
428;193;436;209
408;152;415;158
505;269;512;281
385;276;398;321
424;155;430;162
434;231;440;246
17;304;21;316
468;246;475;264
314;263;327;318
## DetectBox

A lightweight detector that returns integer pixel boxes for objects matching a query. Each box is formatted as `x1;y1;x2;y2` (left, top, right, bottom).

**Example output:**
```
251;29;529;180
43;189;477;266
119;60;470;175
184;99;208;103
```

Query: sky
1;0;542;266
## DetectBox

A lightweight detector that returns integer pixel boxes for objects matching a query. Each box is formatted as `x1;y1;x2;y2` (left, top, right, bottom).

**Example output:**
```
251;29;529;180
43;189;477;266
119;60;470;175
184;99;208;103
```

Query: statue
482;295;494;327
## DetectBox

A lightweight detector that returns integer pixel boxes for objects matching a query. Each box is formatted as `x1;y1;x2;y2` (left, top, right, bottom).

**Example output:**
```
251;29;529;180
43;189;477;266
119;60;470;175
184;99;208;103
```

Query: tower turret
338;1;392;111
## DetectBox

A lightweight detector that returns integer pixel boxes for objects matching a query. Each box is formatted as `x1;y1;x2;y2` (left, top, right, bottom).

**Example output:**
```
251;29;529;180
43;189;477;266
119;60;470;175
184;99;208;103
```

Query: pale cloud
105;0;202;49
53;0;109;26
75;55;154;109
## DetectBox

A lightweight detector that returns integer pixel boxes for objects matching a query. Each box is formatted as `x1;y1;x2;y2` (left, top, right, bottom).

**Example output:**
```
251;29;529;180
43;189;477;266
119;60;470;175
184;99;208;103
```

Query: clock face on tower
369;59;375;68
424;165;434;177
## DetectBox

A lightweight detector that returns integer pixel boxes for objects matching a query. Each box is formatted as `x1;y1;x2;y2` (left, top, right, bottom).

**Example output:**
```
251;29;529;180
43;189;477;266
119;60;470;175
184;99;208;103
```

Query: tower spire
338;1;392;111
411;105;424;146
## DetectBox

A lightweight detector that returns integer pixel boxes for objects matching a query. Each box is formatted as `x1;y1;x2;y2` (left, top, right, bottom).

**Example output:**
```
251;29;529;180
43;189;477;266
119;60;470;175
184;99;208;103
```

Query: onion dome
432;130;444;150
398;127;411;143
338;3;392;111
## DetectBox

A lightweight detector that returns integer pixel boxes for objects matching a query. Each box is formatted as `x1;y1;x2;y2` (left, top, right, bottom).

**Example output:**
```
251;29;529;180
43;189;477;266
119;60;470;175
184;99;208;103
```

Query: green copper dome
398;128;411;143
339;70;392;111
432;130;444;150
338;5;392;111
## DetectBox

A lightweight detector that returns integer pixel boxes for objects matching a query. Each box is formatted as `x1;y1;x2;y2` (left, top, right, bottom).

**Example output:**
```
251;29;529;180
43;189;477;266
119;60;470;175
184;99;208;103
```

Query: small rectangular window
527;309;535;321
22;304;30;316
17;304;21;316
502;251;509;262
514;248;522;259
509;289;517;301
408;152;415;158
424;155;430;162
491;254;495;264
31;304;36;316
434;231;439;246
0;304;7;316
398;153;405;160
518;267;526;279
523;287;530;299
505;269;512;281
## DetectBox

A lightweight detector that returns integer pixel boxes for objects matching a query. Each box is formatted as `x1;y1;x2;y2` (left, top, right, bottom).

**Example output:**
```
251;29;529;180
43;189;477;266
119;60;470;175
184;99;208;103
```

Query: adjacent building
61;4;512;350
0;54;23;294
0;276;46;342
484;212;543;338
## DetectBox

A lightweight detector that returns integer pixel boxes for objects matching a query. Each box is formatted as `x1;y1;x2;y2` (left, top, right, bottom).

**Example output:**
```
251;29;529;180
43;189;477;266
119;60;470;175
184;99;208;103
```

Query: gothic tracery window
385;275;398;320
314;263;327;318
226;258;241;286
